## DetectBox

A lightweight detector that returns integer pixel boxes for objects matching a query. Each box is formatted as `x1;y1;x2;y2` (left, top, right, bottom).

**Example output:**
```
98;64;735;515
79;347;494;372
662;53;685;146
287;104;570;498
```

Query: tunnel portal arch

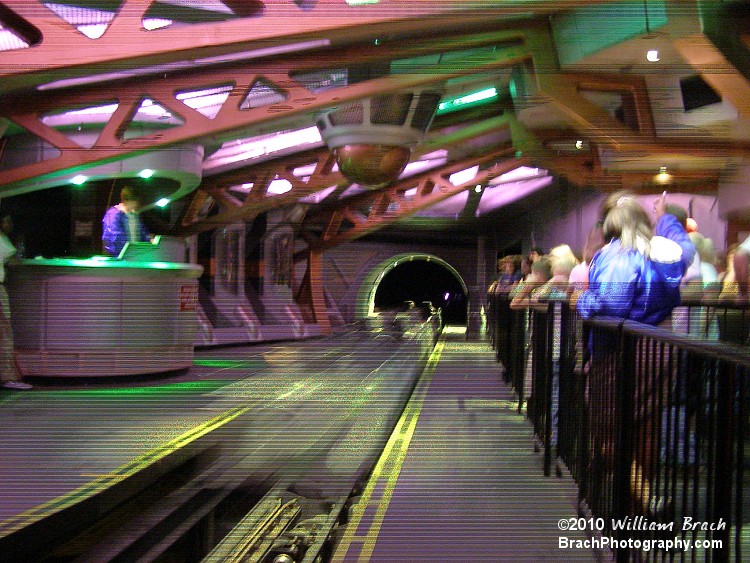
356;253;469;325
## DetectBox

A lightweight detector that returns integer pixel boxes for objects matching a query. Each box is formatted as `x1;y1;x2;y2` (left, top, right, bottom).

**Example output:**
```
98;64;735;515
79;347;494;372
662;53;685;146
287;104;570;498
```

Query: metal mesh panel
370;93;413;126
328;102;364;126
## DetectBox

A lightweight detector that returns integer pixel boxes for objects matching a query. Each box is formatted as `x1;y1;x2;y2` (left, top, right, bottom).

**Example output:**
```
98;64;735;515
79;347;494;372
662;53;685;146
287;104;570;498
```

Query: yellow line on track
332;340;445;562
0;404;251;537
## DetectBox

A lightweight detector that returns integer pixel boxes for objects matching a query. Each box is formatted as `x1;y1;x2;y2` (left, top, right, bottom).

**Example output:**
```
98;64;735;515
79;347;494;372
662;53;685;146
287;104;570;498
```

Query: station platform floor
0;325;594;561
332;329;593;562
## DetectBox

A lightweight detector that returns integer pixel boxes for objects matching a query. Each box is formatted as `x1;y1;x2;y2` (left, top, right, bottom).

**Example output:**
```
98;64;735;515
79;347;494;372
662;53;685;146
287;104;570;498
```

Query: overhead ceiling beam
175;113;513;235
534;72;656;146
0;29;534;192
0;0;625;92
173;147;345;236
507;114;614;188
304;146;524;250
620;171;720;194
519;71;750;188
672;33;750;119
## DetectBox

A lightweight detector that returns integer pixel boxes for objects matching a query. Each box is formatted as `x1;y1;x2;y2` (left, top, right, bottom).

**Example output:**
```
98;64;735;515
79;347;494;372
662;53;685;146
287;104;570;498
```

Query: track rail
0;314;438;562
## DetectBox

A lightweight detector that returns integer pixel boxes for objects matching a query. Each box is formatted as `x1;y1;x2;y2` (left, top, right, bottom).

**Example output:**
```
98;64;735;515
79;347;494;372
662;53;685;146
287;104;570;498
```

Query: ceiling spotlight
155;198;170;208
646;50;660;62
70;174;88;185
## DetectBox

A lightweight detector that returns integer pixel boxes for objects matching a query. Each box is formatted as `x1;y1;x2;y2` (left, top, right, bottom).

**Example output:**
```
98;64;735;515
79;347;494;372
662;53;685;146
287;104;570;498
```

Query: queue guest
529;248;576;449
0;214;31;390
495;255;522;291
733;234;750;299
719;244;739;300
510;256;552;308
528;247;544;264
572;191;694;517
569;222;605;291
519;256;532;282
102;186;151;256
574;192;693;324
510;256;552;410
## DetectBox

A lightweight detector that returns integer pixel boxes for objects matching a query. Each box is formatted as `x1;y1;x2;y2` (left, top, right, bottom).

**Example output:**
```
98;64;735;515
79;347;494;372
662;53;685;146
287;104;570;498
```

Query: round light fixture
333;145;412;190
317;88;443;189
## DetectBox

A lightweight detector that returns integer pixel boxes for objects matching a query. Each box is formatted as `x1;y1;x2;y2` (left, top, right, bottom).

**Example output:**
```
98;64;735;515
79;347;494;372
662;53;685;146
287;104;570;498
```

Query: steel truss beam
0;27;536;191
173;147;345;236
294;249;330;334
305;146;525;250
175;115;512;236
0;0;619;92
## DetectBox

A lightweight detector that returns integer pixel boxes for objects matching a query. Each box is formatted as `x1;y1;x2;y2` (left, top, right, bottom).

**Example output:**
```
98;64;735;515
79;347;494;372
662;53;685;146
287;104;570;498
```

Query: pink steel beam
173;147;347;236
0;29;535;189
175;116;513;236
0;0;619;92
307;146;524;249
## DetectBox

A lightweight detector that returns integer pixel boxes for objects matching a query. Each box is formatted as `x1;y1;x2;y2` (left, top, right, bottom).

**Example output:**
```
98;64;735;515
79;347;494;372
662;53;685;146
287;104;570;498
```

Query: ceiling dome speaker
316;89;443;189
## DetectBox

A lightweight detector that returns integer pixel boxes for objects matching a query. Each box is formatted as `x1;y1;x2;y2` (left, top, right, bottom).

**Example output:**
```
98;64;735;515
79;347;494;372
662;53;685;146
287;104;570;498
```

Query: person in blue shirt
494;255;522;291
575;191;694;325
102;186;151;256
572;190;695;519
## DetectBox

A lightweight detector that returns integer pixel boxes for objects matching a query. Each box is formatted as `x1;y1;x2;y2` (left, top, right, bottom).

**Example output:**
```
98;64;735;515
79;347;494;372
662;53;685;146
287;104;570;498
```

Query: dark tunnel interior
373;259;468;325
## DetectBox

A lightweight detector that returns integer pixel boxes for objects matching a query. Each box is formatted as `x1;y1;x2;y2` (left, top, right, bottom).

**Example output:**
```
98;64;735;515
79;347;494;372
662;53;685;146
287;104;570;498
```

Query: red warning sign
180;285;198;312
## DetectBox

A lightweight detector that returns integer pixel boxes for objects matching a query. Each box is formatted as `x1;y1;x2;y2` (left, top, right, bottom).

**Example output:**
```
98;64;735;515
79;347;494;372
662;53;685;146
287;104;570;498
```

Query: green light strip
436;87;498;115
28;380;230;398
193;359;264;369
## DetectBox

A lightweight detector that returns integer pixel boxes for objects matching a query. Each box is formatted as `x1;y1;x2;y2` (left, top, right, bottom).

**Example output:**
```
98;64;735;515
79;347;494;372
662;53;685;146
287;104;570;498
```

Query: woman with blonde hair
575;191;693;324
573;191;695;518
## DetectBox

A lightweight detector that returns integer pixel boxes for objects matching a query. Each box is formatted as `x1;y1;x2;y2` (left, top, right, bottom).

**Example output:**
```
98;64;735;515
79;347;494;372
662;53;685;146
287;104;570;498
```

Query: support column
466;236;486;340
295;249;331;335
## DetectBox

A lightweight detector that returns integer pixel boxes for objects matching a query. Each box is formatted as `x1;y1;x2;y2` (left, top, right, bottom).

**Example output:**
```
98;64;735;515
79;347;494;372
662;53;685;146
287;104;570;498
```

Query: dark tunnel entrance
373;259;468;325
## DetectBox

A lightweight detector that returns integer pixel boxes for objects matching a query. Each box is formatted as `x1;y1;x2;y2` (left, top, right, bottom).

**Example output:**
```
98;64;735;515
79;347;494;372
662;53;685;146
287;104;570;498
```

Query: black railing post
542;301;554;476
557;303;572;467
488;290;496;348
713;361;734;563
512;308;527;413
735;365;745;562
613;325;634;563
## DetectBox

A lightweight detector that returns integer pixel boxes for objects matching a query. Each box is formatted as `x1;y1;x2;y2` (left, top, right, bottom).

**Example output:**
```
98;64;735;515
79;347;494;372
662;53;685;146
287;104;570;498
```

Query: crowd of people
487;190;748;520
490;191;744;323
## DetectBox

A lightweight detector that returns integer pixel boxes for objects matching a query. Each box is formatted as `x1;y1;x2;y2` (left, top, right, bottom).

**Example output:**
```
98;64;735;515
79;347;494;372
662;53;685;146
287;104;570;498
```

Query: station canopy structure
0;0;749;249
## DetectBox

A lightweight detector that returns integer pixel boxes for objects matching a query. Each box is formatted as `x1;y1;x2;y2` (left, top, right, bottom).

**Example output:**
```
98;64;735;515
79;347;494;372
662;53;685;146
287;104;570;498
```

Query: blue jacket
102;205;150;256
576;214;695;326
